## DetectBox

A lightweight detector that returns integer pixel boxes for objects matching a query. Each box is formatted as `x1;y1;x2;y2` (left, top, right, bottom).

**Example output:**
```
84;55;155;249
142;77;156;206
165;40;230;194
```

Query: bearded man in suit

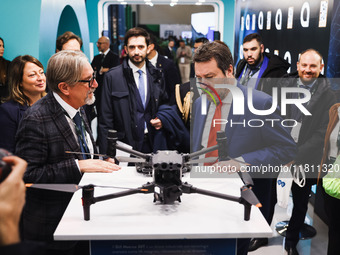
15;50;120;255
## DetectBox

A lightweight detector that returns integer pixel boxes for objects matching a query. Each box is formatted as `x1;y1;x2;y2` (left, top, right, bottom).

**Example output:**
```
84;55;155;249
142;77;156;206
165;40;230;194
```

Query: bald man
91;36;120;116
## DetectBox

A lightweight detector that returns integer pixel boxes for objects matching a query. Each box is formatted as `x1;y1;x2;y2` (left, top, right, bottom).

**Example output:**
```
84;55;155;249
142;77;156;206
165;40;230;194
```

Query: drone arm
93;186;151;203
181;182;253;221
187;145;219;159
181;182;240;203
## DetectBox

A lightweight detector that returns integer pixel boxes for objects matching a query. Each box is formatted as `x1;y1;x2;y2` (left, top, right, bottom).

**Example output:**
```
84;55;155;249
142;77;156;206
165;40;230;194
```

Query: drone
23;130;262;222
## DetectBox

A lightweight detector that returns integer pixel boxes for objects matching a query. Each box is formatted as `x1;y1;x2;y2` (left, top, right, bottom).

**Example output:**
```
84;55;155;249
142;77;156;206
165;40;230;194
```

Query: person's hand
99;67;109;75
150;117;162;130
0;156;27;246
101;67;109;73
78;159;121;173
104;157;117;164
212;159;242;173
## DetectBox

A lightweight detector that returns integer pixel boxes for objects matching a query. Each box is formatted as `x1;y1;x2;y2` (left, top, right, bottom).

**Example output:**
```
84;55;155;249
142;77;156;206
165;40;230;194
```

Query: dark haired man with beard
235;33;290;96
98;27;168;154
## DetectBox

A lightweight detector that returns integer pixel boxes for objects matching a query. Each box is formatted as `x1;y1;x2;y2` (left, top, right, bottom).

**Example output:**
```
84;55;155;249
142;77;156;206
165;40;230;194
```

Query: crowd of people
0;28;339;255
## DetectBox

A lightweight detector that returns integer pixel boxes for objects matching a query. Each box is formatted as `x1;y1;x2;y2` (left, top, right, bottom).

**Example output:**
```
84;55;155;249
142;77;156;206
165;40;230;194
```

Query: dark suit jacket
156;54;181;105
192;84;296;168
98;58;168;154
192;83;297;225
279;73;336;175
91;50;120;114
15;92;97;249
162;46;175;61
0;100;28;153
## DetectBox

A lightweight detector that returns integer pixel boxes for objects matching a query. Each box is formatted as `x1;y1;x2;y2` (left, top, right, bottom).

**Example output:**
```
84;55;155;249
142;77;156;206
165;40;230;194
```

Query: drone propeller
65;151;146;163
240;185;262;208
187;157;218;164
25;183;134;193
65;151;107;158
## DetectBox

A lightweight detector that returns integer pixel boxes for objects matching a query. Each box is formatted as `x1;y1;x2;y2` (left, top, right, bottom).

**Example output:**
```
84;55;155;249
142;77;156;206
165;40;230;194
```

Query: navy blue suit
156;54;181;105
98;58;168;154
0;100;28;153
192;84;296;254
192;84;296;168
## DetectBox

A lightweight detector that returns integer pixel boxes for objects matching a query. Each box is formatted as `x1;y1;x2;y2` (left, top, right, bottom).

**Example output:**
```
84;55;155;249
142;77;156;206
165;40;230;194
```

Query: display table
54;167;272;254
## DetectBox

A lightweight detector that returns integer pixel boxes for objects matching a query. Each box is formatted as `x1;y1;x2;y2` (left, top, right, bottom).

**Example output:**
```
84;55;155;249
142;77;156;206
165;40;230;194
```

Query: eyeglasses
78;73;96;88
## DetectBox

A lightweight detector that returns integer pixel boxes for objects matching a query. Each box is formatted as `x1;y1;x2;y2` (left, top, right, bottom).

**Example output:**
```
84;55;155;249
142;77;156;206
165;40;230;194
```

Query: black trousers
252;178;277;225
286;179;315;248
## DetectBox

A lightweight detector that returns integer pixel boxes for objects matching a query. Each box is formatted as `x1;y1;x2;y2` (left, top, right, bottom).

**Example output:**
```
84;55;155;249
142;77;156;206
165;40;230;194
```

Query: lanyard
240;61;263;86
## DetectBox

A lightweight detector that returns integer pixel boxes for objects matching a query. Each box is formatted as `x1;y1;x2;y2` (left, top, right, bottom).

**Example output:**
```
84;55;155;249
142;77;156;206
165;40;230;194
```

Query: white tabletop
54;167;272;240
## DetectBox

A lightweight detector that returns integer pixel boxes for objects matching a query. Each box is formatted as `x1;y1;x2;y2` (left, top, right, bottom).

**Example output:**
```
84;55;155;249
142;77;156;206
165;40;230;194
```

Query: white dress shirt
53;92;94;160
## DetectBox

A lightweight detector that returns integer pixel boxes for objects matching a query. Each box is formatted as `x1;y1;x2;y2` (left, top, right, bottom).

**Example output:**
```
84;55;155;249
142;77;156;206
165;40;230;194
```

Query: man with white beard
15;50;120;255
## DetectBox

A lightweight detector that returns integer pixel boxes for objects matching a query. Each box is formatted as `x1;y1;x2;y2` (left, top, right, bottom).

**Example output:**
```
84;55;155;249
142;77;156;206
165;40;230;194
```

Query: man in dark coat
235;33;290;96
91;36;120;116
162;39;176;61
235;33;291;251
15;50;120;255
192;41;296;255
147;34;181;105
280;49;336;255
98;27;168;154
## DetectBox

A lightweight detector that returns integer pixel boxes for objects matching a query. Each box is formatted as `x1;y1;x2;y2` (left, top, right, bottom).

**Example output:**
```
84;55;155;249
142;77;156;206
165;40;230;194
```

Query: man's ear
226;64;234;78
260;44;264;54
320;63;324;73
124;45;128;54
58;82;70;96
147;44;154;54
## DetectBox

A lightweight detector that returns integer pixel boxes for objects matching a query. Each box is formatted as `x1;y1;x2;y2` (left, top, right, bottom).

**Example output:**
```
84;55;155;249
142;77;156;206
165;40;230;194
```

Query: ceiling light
195;2;202;5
